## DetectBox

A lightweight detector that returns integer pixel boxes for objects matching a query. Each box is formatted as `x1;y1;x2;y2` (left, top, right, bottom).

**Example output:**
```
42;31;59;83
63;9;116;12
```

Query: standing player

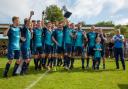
97;28;107;69
20;19;33;75
112;29;126;70
44;22;54;70
52;22;64;70
63;19;73;70
3;16;21;77
86;26;97;69
74;23;86;69
70;23;76;69
33;20;43;70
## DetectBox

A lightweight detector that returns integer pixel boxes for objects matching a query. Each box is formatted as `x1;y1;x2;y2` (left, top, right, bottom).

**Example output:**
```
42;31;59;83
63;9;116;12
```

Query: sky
0;0;128;25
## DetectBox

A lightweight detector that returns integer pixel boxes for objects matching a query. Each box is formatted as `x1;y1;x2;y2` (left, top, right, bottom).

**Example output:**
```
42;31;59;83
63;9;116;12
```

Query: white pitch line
25;70;50;89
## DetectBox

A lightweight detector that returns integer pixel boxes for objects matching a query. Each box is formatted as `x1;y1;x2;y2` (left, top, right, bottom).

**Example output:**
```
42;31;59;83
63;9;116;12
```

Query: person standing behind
97;28;107;69
112;29;126;70
3;16;21;77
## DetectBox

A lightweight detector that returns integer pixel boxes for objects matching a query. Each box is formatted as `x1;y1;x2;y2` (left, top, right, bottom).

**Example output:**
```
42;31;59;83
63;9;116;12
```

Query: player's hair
37;20;41;23
24;18;29;25
32;20;36;23
12;16;19;22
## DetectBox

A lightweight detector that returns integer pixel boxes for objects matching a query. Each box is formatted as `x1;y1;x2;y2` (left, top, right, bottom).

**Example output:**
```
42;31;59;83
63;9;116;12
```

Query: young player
70;23;76;69
112;29;126;70
86;26;97;69
93;37;102;70
63;19;73;70
44;22;54;70
97;28;107;69
20;19;33;75
33;20;43;70
74;23;86;69
3;16;21;77
52;22;64;70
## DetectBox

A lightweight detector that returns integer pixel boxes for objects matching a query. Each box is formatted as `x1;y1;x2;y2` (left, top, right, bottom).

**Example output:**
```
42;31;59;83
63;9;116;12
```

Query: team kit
2;15;126;78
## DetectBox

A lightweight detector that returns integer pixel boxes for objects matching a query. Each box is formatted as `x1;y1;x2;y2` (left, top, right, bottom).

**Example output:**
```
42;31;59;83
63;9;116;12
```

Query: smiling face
12;16;19;26
36;20;42;28
98;28;103;34
47;22;52;29
58;22;63;30
96;37;101;43
116;29;120;35
91;26;95;32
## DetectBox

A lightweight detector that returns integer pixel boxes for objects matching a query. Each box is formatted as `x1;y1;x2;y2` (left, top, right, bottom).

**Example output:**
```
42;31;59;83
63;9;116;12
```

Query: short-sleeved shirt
21;26;31;50
7;25;20;50
94;43;102;59
112;34;124;48
33;28;43;47
52;29;63;47
87;32;97;47
44;28;54;46
63;26;73;44
75;30;84;47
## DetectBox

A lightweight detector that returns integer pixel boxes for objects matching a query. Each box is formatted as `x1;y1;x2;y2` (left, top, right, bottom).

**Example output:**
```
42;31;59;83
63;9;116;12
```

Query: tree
95;21;115;26
44;5;64;22
115;25;128;37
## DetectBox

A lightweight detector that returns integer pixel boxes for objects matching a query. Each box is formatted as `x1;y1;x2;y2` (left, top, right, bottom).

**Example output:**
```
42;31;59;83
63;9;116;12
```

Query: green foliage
96;21;115;26
45;5;64;22
115;25;128;37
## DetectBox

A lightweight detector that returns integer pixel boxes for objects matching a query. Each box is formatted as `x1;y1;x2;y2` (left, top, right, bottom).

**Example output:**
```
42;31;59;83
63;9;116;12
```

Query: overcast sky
0;0;128;25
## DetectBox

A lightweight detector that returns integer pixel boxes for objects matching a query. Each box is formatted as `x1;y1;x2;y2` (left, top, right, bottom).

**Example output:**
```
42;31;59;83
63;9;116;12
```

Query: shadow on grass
0;66;47;79
118;84;128;89
0;65;124;79
48;67;123;74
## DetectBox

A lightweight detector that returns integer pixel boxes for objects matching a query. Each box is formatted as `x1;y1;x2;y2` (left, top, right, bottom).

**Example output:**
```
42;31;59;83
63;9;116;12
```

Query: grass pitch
0;57;128;89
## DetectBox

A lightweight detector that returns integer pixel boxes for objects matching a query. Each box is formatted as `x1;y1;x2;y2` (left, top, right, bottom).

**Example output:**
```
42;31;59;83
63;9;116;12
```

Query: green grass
0;58;128;89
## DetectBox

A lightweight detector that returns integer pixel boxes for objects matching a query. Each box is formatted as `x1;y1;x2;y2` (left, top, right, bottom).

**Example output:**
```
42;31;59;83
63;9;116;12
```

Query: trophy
42;10;47;20
30;11;34;16
62;5;72;18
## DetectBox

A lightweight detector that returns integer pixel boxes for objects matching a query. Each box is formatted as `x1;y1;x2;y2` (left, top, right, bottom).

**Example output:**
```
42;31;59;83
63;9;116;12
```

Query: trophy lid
64;11;72;18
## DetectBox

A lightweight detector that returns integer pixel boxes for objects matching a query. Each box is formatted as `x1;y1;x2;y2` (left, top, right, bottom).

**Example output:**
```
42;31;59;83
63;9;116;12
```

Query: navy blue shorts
21;48;31;59
7;49;20;60
45;44;53;54
34;46;43;55
72;46;75;53
74;46;84;54
57;46;64;54
87;46;94;56
101;46;105;57
64;43;72;54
